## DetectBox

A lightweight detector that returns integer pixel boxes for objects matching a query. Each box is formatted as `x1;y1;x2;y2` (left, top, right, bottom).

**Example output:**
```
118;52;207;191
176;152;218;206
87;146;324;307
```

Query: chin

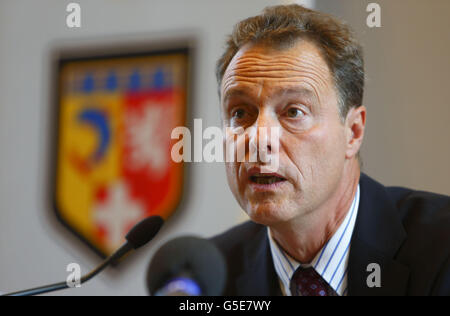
245;201;292;226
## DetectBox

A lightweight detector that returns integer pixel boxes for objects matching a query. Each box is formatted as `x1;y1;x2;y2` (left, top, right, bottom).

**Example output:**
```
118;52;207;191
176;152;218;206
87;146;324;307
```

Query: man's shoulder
361;174;450;240
209;221;280;295
386;184;450;209
382;184;450;294
386;185;450;238
209;221;267;286
210;220;266;254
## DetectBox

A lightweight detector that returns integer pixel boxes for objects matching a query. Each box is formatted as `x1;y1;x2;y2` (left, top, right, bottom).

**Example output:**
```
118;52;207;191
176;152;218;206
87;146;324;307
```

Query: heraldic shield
54;48;189;256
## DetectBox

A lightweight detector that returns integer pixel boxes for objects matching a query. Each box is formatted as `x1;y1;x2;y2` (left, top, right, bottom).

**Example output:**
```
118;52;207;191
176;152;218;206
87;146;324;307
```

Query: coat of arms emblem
54;47;189;256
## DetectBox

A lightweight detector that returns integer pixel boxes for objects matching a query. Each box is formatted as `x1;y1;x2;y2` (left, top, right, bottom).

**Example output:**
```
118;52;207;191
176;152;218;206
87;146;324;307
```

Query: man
211;4;450;296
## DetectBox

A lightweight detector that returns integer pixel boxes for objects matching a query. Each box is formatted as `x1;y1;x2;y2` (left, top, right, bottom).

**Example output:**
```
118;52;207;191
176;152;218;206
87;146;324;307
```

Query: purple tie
290;266;338;296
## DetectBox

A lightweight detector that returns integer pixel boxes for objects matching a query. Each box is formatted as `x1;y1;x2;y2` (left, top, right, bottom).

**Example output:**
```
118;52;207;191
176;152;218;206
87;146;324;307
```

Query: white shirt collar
268;184;360;296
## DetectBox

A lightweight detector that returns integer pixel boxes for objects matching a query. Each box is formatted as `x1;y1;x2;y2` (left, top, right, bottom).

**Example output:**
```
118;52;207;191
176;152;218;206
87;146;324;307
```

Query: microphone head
126;216;164;249
147;236;227;296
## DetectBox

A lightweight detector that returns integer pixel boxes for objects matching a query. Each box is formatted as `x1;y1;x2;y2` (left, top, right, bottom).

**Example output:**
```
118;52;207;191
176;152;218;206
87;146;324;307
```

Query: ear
344;106;366;159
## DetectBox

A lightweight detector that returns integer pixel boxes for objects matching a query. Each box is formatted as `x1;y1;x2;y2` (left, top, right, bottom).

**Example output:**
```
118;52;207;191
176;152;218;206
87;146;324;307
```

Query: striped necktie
290;266;338;296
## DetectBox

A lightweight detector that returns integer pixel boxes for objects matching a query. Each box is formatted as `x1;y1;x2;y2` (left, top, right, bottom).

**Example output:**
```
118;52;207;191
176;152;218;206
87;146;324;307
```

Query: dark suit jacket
211;173;450;296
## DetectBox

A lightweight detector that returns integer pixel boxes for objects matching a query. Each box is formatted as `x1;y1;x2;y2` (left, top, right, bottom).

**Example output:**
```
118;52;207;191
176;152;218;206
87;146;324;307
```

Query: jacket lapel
235;225;282;296
348;173;410;295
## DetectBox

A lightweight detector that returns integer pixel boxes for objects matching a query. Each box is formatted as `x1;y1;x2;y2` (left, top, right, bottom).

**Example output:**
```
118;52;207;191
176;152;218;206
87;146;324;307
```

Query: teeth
251;176;284;185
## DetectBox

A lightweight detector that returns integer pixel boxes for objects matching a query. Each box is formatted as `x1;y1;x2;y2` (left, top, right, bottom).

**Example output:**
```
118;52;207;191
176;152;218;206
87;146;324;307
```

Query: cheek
283;124;346;175
312;124;345;156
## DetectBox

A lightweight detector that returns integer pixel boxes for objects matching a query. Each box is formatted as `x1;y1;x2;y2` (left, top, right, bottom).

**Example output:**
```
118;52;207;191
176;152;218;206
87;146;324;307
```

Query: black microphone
3;215;164;296
147;236;227;296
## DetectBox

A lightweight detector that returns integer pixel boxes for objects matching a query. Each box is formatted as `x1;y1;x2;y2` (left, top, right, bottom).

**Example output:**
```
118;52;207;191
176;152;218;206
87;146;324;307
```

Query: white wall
315;0;450;195
0;0;282;296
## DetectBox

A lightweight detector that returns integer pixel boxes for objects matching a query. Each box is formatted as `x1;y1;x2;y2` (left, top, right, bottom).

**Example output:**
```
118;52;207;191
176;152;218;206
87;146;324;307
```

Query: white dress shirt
268;184;360;296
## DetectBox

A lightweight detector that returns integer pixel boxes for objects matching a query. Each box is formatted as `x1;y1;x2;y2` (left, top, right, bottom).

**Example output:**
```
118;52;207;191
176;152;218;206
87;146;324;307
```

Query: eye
285;107;305;119
232;108;247;120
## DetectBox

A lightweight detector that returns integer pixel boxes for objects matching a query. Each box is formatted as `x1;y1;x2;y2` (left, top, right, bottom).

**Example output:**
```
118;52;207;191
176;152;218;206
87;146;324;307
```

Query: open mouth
249;174;286;185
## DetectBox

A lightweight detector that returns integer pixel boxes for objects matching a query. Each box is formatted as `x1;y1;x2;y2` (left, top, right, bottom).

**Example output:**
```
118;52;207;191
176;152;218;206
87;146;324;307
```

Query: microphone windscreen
126;216;164;249
147;236;227;296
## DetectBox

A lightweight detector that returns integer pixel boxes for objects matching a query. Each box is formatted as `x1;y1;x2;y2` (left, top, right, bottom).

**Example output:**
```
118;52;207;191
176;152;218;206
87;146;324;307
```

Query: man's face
220;40;351;225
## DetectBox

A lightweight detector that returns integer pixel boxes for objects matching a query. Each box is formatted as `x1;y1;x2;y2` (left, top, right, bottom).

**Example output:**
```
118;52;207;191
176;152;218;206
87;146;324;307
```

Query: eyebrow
222;88;250;104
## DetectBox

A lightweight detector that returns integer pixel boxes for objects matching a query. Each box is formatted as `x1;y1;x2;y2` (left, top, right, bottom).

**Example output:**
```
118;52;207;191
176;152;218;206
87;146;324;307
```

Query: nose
249;109;280;164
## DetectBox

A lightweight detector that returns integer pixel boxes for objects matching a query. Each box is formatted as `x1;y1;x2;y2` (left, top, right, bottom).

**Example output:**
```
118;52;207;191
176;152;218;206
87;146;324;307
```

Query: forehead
221;40;334;103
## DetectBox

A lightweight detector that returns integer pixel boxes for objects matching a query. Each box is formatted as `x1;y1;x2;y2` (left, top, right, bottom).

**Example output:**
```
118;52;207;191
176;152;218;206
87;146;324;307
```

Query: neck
269;159;360;263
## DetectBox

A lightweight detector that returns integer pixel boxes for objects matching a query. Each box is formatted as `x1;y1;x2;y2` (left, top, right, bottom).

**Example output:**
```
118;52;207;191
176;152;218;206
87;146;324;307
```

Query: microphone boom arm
3;243;133;296
2;215;163;296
